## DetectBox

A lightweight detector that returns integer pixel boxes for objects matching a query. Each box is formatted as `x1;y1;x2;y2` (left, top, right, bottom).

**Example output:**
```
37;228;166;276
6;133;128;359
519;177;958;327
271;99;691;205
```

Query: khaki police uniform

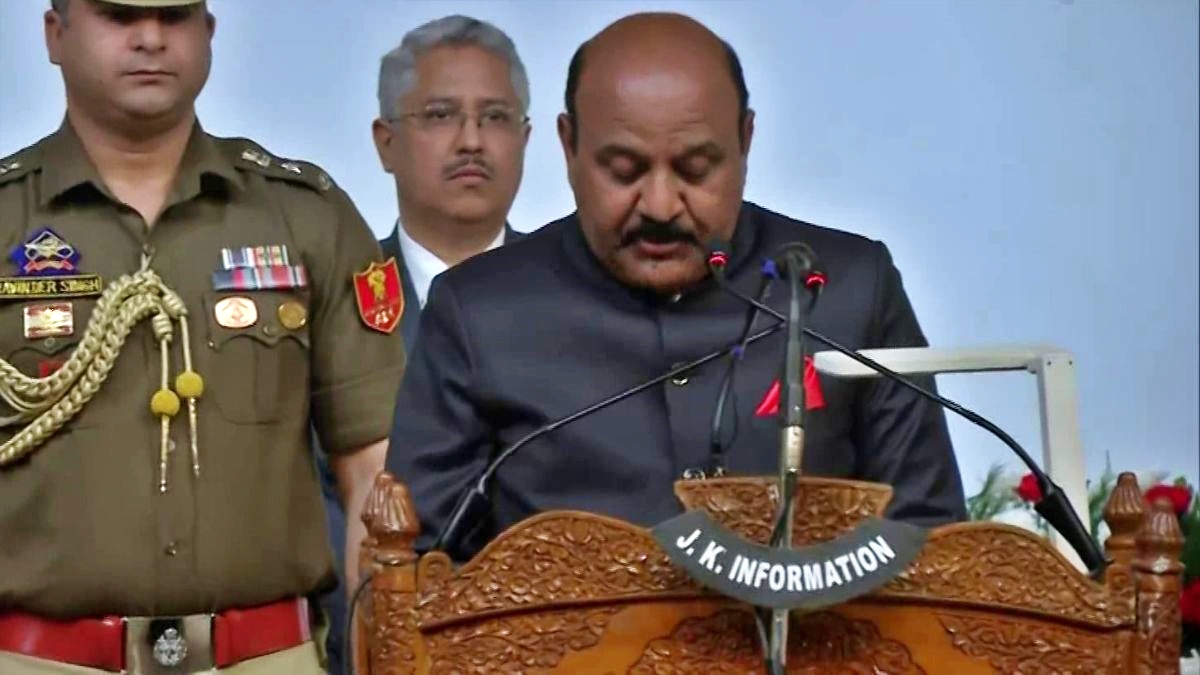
0;108;406;673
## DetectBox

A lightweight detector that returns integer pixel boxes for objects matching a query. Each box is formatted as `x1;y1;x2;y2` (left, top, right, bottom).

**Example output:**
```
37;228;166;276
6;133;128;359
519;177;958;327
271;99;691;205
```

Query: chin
616;259;707;295
444;200;499;223
118;98;183;121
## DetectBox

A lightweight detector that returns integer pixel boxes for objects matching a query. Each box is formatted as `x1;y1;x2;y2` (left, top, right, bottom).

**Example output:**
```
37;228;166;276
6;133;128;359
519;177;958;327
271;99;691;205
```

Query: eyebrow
421;97;517;108
594;141;726;164
677;141;726;164
594;143;643;164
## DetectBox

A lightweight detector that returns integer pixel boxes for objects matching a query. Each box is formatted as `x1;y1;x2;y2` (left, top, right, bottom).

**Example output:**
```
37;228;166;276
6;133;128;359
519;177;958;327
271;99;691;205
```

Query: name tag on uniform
0;275;103;300
211;245;308;291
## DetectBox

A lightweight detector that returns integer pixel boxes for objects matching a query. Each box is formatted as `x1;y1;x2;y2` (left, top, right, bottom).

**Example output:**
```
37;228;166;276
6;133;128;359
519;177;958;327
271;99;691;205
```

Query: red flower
1015;473;1041;503
1143;483;1193;516
1182;580;1200;627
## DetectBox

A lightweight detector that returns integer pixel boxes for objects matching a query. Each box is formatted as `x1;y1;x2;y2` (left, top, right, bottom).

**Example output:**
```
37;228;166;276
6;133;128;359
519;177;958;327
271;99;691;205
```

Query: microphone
432;306;786;560
709;244;1109;579
776;243;819;428
704;244;772;476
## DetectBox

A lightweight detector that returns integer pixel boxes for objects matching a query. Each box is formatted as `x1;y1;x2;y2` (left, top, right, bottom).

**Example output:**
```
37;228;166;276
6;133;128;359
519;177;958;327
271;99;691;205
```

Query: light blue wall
2;0;1196;496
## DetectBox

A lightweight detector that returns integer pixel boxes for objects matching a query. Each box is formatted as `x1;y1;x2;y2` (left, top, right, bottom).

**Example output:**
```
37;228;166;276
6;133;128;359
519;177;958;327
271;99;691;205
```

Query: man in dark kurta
384;12;967;561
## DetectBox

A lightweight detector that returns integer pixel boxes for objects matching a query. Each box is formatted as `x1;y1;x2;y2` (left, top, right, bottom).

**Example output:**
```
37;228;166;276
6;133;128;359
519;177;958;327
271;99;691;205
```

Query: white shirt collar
394;221;505;308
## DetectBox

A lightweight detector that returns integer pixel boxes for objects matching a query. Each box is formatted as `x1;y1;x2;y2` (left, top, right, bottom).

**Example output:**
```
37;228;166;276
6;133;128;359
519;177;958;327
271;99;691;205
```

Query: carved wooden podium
354;472;1184;674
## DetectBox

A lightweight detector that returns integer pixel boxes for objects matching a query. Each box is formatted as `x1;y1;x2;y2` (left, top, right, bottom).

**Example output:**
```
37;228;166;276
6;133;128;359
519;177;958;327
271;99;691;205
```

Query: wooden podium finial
1104;472;1146;564
1130;496;1186;674
362;471;421;565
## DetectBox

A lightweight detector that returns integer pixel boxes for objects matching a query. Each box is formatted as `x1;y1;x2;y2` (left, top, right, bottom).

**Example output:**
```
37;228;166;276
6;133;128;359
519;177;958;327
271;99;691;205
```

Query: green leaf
1182;523;1200;583
966;462;1020;522
1086;454;1117;546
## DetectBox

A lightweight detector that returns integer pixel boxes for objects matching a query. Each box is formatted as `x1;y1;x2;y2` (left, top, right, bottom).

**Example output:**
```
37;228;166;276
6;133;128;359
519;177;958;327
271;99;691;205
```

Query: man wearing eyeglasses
372;15;530;333
313;14;531;675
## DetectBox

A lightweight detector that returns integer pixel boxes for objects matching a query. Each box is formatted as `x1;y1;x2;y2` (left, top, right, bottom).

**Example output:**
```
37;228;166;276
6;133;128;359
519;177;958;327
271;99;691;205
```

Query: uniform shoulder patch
0;144;42;187
352;258;404;334
215;136;335;194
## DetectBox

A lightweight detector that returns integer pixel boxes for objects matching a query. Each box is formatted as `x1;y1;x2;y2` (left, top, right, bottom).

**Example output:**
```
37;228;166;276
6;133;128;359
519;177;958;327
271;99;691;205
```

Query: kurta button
164;542;178;556
262;324;276;337
670;362;689;386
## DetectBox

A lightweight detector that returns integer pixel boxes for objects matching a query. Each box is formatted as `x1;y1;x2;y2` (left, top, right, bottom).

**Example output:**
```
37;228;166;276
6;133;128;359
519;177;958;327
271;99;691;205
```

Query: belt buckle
124;613;215;674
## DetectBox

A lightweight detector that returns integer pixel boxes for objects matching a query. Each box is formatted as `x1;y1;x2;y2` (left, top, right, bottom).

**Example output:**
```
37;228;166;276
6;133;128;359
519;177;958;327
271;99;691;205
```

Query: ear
371;118;396;174
45;10;64;66
740;108;755;158
556;113;575;157
521;120;532;149
556;113;578;189
205;11;216;39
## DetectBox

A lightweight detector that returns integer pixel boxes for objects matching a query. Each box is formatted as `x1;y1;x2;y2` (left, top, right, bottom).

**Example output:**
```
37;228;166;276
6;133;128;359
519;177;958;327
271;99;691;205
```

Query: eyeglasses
392;106;529;134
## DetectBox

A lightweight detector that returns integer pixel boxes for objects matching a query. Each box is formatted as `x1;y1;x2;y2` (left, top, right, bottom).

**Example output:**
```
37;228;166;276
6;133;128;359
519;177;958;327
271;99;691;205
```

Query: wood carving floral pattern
416;552;454;599
1135;593;1182;675
424;606;621;674
372;590;418;675
629;608;762;674
938;612;1120;674
881;528;1127;627
673;477;892;546
631;609;925;674
417;515;701;627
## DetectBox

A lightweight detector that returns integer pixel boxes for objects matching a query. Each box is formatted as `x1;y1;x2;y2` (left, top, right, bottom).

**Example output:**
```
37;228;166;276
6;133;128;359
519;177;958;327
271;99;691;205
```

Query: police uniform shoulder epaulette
0;142;43;187
215;136;336;194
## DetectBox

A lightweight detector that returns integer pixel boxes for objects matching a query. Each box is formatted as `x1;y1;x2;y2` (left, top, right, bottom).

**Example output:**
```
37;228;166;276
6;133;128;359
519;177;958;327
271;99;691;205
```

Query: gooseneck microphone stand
763;245;821;675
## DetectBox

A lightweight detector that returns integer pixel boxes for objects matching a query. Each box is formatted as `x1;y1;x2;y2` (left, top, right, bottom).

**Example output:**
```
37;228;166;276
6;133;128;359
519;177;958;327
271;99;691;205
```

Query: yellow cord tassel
173;314;203;477
0;263;205;485
151;314;179;492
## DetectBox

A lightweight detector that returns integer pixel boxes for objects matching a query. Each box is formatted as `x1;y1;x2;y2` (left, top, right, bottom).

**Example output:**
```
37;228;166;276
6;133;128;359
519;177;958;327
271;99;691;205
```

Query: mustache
442;157;492;178
620;217;700;248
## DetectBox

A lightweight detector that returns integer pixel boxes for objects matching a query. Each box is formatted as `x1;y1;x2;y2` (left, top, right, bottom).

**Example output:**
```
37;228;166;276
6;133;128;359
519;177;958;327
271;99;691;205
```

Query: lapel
380;224;422;351
379;220;523;351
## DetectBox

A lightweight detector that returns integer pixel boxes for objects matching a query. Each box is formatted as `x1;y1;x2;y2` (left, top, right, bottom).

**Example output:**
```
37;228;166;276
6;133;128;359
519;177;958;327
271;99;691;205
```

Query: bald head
563;13;749;150
555;12;755;296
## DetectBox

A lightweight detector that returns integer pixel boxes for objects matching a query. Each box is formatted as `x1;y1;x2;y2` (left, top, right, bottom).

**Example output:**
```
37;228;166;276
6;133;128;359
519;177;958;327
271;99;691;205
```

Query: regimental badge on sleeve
351;258;403;334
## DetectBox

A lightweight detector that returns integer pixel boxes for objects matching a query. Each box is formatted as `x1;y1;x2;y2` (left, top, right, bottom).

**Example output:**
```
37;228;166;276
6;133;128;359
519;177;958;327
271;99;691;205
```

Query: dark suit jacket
379;222;524;350
384;202;967;560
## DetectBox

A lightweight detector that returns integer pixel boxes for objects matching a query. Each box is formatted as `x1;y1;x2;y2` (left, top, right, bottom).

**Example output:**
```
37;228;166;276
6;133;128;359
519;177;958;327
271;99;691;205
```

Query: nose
130;16;167;52
453;114;485;154
639;169;686;225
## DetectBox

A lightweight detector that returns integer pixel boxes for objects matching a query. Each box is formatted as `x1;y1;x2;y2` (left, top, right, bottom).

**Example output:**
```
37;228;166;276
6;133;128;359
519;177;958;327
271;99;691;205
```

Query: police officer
0;1;403;673
385;12;967;562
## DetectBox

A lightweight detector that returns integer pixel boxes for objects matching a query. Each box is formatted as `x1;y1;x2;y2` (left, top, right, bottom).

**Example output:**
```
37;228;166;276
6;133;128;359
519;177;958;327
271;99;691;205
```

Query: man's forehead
590;128;726;161
578;53;734;119
92;0;204;6
576;81;736;153
409;45;516;102
81;0;207;15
